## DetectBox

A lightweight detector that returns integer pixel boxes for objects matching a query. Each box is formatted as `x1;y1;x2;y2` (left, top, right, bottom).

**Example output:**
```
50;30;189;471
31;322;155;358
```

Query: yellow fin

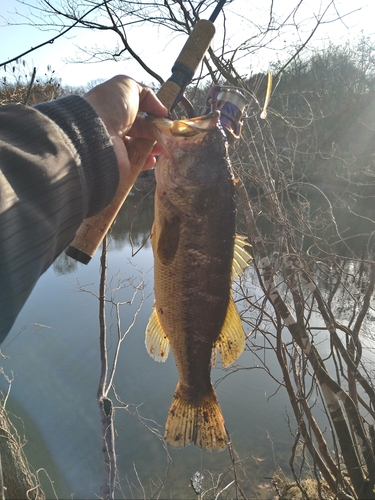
216;296;246;368
164;383;228;451
232;234;252;280
150;221;157;253
145;308;170;362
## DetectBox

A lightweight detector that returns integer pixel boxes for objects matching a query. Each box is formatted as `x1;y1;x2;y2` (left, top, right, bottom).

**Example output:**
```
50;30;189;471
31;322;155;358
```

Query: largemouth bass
145;111;250;451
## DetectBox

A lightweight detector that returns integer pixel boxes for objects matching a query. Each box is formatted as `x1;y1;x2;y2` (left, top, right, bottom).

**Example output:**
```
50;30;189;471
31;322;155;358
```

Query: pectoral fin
215;296;246;367
232;234;252;280
150;222;157;254
145;308;170;362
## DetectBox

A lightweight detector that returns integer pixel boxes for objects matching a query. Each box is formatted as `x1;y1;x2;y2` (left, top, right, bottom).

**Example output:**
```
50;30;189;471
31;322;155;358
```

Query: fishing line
200;447;203;494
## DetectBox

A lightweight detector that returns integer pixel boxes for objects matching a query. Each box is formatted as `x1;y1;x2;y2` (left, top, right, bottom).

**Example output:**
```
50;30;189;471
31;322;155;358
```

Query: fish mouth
151;110;226;194
151;111;221;138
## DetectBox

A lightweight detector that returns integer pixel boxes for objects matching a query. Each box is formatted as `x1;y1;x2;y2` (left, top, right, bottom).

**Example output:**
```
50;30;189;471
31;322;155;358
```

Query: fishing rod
66;0;228;264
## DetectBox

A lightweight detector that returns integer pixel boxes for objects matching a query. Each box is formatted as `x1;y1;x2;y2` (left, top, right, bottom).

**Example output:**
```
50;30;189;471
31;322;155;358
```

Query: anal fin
215;296;246;367
145;307;170;362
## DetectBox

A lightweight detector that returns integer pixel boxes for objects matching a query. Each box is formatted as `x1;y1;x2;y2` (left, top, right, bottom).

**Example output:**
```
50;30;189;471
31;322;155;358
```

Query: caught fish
145;111;251;451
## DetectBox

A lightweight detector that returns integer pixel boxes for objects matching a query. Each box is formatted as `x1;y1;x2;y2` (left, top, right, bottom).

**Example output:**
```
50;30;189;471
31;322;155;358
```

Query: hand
84;75;167;180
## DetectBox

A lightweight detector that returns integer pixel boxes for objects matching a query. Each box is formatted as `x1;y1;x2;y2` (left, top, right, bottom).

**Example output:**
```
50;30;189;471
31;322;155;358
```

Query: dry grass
272;468;335;500
0;59;65;105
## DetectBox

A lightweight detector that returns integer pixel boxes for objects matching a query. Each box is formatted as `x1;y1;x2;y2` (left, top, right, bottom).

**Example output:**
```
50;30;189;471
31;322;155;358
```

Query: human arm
0;76;166;340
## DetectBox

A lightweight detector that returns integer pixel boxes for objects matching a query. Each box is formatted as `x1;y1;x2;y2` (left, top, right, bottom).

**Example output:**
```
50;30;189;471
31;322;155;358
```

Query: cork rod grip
66;20;215;263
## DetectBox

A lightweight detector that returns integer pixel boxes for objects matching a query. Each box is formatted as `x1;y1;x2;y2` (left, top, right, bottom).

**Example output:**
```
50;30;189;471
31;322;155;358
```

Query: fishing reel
204;85;252;142
175;84;258;143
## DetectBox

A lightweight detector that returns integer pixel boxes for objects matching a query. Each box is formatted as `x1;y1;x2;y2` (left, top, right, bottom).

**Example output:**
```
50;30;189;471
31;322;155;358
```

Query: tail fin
164;383;228;451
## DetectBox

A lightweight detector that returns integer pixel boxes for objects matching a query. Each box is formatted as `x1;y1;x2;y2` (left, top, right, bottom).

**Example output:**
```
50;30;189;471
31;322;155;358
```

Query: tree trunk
0;403;45;499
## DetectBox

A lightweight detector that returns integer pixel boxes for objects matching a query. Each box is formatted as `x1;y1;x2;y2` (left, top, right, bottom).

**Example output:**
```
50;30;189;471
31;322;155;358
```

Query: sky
0;0;374;89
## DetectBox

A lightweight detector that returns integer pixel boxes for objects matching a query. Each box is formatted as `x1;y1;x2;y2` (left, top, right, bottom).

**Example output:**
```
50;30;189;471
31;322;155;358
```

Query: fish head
150;112;231;214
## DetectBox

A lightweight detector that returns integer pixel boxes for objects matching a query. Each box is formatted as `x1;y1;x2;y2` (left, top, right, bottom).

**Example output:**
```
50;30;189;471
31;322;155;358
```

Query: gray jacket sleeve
0;96;119;340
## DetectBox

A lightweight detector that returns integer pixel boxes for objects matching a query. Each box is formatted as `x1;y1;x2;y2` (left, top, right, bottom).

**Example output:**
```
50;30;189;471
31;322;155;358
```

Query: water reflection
107;189;154;252
3;191;295;499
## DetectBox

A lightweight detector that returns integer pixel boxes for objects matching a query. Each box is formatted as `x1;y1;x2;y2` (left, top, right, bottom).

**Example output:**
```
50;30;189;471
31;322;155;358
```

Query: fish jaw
152;113;232;218
150;111;222;152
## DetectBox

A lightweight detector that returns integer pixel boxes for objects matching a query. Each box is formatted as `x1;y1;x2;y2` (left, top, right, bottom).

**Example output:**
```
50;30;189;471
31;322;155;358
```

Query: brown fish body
146;113;249;451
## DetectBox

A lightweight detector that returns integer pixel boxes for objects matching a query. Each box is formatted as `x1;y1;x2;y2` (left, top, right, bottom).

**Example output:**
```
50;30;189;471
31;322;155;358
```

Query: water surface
2;193;293;499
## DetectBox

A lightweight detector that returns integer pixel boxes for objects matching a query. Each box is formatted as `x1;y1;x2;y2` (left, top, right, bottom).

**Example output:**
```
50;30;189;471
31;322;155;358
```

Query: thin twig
23;67;36;105
0;2;108;68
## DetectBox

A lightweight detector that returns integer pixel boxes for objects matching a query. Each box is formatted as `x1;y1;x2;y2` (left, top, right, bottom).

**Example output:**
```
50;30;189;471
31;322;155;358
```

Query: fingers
137;84;168;117
151;142;163;156
127;84;167;140
142;153;157;171
85;75;166;180
122;138;161;171
84;75;167;141
127;113;160;141
142;143;163;170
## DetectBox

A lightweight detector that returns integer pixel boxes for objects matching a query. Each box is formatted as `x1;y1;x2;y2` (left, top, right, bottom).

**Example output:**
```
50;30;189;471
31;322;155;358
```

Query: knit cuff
35;95;119;218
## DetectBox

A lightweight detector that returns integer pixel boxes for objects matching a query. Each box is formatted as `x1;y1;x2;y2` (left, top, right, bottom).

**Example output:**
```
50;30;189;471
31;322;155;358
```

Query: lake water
1;192;296;499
